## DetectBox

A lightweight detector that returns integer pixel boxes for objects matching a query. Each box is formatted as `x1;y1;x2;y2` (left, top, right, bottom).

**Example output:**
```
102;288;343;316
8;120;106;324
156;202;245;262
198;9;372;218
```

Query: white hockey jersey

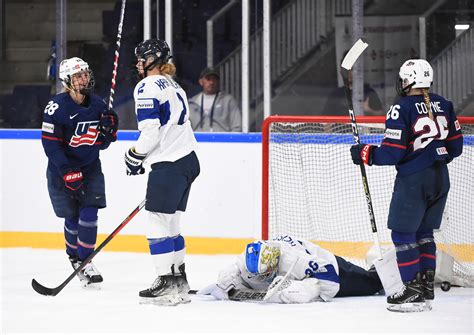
133;74;198;165
233;235;341;301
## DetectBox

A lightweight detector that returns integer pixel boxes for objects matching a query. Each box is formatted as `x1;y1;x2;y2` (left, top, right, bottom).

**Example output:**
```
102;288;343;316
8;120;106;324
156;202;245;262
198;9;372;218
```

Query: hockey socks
417;230;436;272
64;217;79;258
392;231;419;282
77;207;98;261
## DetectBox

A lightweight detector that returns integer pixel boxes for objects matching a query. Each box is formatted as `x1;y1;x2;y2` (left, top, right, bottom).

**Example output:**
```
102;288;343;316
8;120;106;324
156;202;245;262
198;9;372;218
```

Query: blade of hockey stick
31;200;146;296
341;39;368;71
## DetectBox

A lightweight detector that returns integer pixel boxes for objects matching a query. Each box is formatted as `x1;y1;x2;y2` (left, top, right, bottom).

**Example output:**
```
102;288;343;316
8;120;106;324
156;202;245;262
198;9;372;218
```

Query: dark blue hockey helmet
135;39;171;64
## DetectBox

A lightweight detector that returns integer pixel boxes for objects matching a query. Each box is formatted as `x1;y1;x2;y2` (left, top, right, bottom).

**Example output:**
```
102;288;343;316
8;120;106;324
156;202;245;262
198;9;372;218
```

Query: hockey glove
62;169;84;199
98;109;119;142
125;147;146;176
350;144;374;166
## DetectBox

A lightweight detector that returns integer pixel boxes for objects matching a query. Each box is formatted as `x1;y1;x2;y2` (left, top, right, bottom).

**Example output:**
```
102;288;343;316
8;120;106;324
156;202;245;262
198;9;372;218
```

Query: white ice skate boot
69;256;103;289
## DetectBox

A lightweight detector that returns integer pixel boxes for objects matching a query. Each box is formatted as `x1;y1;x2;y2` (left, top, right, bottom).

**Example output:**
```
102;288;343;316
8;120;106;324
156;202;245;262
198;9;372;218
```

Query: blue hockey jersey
41;92;110;175
372;93;463;176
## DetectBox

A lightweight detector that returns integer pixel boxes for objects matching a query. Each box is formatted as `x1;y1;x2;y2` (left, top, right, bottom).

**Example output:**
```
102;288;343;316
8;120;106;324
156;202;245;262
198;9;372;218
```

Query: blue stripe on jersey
158;101;171;126
1;130;473;145
309;264;340;283
136;98;160;123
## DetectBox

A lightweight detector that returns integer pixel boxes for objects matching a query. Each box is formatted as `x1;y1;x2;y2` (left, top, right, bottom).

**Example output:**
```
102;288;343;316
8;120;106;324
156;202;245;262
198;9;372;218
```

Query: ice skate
174;264;191;304
69;256;103;290
421;269;435;311
139;275;181;306
387;273;425;313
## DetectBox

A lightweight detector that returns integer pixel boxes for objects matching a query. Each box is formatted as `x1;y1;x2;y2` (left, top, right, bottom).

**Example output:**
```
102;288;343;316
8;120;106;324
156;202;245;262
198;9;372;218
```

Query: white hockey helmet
59;57;95;94
245;241;280;281
397;59;433;95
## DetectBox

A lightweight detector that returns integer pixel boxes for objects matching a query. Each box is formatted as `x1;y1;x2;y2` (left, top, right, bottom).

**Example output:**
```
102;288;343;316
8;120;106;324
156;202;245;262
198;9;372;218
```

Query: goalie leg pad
373;248;404;296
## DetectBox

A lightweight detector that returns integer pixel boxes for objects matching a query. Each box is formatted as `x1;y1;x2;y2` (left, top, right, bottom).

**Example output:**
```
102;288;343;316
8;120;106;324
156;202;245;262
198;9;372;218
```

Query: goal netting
262;115;473;286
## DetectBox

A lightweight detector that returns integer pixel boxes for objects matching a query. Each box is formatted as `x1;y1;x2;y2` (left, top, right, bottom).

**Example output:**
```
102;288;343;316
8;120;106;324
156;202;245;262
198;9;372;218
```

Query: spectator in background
322;69;384;116
188;67;242;132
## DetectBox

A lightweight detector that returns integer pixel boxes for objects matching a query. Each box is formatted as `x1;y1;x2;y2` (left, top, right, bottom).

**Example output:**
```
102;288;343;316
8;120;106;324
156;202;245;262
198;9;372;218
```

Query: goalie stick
189;288;266;301
341;39;382;258
31;200;146;296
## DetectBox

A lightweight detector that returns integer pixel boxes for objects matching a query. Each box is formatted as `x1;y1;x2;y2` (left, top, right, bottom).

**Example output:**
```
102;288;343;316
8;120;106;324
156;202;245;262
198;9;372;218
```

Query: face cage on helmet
63;68;95;95
396;76;415;97
139;52;171;78
247;269;277;284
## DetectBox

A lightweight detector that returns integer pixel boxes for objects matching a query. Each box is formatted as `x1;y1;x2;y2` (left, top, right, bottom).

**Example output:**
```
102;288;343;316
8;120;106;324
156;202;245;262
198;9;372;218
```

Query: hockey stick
107;0;127;110
188;288;267;301
31;199;146;296
341;39;383;258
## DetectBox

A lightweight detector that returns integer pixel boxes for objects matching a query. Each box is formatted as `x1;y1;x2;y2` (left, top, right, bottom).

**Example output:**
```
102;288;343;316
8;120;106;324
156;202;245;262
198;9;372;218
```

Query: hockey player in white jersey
201;235;383;303
124;39;200;306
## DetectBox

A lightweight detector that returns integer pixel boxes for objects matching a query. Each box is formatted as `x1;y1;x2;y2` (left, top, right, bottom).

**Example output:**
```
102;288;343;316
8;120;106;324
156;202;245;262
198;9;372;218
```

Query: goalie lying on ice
199;235;385;303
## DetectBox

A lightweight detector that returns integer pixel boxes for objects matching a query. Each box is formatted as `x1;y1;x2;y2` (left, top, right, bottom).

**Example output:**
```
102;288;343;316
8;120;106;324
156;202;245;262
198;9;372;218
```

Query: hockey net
262;116;473;286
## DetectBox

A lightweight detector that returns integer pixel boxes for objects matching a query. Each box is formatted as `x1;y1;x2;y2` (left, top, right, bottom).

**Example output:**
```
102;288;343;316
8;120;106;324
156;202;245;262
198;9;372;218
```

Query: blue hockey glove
62;169;85;199
98;109;119;142
125;147;146;176
350;144;374;166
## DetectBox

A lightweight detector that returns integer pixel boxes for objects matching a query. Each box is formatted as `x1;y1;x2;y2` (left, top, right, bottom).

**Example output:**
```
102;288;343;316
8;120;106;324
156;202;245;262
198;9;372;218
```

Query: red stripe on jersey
381;142;407;149
447;134;462;141
41;135;63;142
398;258;419;267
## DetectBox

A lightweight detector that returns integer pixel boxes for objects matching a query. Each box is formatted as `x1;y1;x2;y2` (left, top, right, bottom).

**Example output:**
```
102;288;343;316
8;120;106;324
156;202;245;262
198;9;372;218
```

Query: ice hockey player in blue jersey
350;59;463;312
41;57;119;289
200;235;383;303
124;39;200;306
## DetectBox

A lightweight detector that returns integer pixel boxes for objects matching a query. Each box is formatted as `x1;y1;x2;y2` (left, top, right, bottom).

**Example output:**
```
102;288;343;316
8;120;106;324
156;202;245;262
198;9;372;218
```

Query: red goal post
262;115;473;285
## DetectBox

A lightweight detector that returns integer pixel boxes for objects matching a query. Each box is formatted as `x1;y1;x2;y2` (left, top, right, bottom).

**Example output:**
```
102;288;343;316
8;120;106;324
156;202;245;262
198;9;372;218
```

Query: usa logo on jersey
70;121;100;147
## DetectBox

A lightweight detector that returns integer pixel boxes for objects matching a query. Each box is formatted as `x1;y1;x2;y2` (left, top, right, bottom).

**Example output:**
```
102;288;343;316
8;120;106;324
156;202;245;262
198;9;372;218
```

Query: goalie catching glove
350;144;374;165
124;147;146;176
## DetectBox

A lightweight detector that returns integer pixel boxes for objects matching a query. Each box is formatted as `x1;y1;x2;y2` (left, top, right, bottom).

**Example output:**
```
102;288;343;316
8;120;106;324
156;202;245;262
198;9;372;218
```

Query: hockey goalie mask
59;57;95;95
397;59;433;96
245;241;281;281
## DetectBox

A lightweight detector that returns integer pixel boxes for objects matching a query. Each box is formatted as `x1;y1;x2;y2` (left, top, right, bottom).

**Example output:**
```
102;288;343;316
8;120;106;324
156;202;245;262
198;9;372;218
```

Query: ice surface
1;248;472;334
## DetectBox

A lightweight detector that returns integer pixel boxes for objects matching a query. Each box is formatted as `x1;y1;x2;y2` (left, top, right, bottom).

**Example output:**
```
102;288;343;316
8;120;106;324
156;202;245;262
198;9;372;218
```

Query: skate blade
80;281;101;290
423;300;432;311
139;295;181;306
387;302;425;313
179;294;192;304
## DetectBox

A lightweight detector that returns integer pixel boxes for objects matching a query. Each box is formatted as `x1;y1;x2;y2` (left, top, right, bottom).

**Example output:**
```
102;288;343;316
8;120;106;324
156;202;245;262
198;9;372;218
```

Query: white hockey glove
217;264;247;293
265;277;321;304
197;284;230;300
197;265;247;301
